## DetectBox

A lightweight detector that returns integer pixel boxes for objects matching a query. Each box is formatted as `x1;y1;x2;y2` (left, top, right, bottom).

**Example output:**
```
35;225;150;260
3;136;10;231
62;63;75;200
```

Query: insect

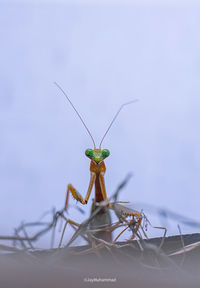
55;82;143;244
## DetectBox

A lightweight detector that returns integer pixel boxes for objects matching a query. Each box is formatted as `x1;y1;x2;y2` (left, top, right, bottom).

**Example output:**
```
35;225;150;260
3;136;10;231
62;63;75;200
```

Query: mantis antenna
99;100;138;149
54;82;96;149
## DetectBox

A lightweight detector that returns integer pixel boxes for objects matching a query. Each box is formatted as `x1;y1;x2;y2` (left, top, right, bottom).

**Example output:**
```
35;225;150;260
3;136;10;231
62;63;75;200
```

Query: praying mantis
55;82;145;245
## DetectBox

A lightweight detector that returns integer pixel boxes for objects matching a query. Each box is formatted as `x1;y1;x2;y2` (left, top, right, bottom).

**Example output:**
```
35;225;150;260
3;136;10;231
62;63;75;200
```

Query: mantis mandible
55;82;142;242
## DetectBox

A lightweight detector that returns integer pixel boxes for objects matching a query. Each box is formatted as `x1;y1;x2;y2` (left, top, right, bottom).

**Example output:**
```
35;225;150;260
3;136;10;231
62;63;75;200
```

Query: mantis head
85;148;110;164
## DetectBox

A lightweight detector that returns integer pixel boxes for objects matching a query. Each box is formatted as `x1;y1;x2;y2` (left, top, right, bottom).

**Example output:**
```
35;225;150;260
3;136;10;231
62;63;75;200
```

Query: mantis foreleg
65;172;96;210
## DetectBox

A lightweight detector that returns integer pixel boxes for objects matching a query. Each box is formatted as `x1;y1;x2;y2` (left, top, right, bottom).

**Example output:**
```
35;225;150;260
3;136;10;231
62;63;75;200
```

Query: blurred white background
0;0;200;243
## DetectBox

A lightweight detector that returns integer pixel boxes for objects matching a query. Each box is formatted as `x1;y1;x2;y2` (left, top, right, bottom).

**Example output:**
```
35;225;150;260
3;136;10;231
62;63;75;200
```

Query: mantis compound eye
102;149;110;158
85;149;94;158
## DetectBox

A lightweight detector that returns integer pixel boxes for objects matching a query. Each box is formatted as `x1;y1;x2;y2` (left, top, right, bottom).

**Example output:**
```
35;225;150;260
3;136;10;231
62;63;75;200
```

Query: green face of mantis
85;148;110;164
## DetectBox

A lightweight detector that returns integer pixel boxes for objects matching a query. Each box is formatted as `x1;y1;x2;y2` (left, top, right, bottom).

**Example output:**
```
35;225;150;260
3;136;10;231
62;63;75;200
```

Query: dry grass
1;175;200;287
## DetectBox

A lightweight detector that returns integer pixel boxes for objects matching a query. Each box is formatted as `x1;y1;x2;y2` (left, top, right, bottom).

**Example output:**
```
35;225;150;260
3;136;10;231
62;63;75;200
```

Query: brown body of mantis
65;154;113;241
55;82;143;244
65;157;107;209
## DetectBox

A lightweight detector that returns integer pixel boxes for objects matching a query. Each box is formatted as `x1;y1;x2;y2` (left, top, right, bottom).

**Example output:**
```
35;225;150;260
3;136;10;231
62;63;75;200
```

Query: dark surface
1;233;200;288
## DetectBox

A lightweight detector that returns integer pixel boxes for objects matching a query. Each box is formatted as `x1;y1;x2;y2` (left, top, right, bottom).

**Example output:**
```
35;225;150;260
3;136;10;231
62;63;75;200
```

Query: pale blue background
0;1;200;244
